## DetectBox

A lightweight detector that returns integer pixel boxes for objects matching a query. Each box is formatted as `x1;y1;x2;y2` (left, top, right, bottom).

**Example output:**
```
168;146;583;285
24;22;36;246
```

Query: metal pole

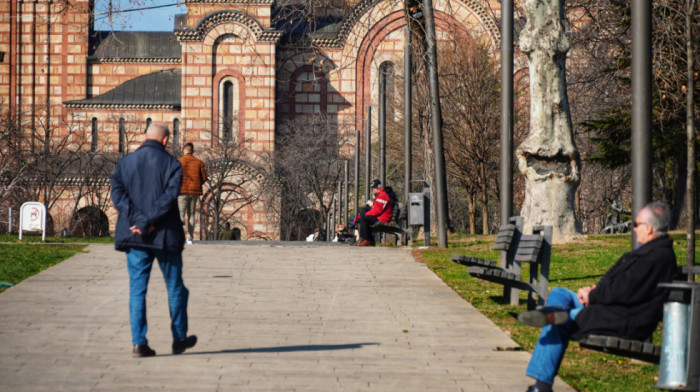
337;181;343;228
423;0;448;248
343;160;349;226
354;130;360;218
331;198;336;241
686;0;696;281
500;0;514;226
631;0;652;249
365;106;372;202
8;207;12;234
379;66;387;187
404;27;413;213
424;182;431;246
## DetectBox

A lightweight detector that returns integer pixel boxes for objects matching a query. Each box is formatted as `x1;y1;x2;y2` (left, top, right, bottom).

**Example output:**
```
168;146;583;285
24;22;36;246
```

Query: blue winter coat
110;139;185;252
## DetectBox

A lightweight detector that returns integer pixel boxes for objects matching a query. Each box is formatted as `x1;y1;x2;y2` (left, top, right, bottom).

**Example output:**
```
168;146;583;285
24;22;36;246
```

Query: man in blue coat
518;201;678;392
111;122;197;357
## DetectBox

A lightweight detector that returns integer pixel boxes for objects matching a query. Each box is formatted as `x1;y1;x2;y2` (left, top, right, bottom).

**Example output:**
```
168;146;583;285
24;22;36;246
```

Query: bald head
145;122;170;145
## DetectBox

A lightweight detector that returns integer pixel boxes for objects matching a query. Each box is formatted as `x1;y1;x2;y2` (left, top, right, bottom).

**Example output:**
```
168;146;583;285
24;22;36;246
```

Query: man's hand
577;285;596;306
130;225;155;236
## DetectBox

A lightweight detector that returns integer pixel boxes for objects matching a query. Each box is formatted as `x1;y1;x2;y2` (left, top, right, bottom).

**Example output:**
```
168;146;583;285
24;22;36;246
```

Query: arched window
219;77;239;143
118;118;125;154
145;118;152;133
91;117;98;152
173;118;180;147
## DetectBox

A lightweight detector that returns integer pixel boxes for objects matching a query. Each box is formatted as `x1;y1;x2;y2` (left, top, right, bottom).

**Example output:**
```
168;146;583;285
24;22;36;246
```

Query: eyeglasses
633;221;648;228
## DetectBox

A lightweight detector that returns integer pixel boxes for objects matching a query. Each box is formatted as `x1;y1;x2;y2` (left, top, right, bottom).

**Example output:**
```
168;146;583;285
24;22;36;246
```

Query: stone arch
68;206;110;237
175;10;282;43
199;158;271;240
313;0;499;50
352;9;474;127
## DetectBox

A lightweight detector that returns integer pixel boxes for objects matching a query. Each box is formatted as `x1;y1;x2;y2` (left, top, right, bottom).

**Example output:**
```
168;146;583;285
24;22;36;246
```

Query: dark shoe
172;335;197;354
526;382;553;392
132;344;156;358
357;239;373;247
518;307;568;328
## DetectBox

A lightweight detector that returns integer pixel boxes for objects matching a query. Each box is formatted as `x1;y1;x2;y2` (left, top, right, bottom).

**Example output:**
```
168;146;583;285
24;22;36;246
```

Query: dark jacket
571;235;678;341
111;139;185;252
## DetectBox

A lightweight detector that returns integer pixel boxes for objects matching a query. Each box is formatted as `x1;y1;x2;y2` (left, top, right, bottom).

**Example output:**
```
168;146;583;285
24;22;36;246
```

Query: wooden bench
451;216;523;304
371;202;410;246
451;217;553;310
577;334;660;363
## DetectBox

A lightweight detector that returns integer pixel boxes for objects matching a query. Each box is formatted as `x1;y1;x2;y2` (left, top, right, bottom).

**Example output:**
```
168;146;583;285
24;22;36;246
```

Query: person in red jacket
177;143;207;244
356;179;393;246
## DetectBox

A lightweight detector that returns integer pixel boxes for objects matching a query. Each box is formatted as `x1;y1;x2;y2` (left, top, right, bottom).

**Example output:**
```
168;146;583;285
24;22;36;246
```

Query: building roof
64;69;181;110
89;31;181;61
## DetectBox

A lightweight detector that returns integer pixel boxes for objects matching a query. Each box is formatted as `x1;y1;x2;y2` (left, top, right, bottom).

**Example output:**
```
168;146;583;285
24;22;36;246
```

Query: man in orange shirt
177;143;207;244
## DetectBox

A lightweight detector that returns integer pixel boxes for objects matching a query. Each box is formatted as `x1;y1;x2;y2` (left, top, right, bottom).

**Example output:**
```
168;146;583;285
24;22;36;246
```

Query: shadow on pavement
180;342;380;356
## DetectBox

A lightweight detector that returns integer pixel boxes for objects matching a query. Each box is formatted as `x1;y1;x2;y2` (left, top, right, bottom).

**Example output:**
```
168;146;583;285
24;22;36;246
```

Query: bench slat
451;255;498;269
491;225;516;251
514;249;541;263
577;334;660;364
467;267;534;292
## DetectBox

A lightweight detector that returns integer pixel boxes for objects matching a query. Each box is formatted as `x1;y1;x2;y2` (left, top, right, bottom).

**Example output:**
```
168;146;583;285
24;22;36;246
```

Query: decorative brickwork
1;0;505;241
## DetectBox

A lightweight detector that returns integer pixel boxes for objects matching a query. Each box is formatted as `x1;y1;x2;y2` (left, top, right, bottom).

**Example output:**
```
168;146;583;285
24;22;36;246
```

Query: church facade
0;0;503;240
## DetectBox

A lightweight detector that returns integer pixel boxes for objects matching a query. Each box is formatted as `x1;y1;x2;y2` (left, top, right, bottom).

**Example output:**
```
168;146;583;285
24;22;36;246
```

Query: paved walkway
0;243;573;391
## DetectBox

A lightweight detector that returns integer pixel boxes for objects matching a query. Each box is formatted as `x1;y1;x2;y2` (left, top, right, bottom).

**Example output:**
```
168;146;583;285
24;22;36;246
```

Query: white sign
19;202;46;241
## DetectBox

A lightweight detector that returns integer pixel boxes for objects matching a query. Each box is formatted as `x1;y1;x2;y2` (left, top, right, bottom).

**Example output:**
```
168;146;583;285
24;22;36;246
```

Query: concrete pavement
0;243;573;391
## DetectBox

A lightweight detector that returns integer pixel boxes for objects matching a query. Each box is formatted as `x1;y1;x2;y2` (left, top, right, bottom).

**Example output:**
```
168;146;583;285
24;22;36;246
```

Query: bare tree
198;128;268;241
274;114;350;240
440;37;501;234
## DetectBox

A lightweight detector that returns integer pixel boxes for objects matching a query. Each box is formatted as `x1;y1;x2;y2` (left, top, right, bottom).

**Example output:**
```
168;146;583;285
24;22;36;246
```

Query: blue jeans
526;287;584;384
126;248;189;345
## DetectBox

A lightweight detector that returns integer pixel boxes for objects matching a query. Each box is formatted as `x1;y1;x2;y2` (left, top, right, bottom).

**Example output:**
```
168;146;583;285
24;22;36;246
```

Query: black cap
370;179;381;188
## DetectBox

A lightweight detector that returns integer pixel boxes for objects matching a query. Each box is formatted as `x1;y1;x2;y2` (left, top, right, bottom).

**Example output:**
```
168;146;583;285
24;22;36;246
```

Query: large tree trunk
517;0;582;243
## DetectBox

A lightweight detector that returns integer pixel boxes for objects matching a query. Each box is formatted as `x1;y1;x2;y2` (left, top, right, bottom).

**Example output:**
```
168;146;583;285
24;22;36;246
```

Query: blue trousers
126;248;189;345
526;287;585;384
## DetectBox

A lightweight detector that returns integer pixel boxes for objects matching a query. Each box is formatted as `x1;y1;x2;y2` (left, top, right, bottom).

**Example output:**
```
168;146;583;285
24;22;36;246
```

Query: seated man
518;201;678;392
356;179;393;247
219;222;234;240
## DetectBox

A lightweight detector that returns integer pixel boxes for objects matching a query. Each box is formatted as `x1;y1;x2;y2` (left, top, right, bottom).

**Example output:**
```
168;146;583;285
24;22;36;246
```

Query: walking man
178;142;207;244
111;122;197;357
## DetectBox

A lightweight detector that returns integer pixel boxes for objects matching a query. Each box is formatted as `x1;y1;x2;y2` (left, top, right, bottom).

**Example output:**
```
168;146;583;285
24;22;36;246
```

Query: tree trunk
421;112;438;234
517;0;582;242
480;161;489;234
469;191;476;234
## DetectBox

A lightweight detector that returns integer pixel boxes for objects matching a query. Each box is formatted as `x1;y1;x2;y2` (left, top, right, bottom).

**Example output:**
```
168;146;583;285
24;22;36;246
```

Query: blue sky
94;0;186;31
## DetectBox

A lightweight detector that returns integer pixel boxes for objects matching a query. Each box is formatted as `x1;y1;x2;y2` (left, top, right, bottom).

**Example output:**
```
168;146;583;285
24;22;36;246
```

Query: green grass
415;232;698;392
0;233;114;244
0;243;86;292
0;233;112;292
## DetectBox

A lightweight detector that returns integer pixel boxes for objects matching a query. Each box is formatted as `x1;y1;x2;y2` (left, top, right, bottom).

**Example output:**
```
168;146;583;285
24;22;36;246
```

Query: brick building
0;0;503;240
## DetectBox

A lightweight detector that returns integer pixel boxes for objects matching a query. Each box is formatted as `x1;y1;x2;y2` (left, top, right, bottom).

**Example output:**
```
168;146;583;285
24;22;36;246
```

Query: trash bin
408;193;424;226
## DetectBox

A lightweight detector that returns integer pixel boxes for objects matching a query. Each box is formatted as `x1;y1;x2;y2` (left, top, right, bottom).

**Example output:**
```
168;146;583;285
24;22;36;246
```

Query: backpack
384;186;400;223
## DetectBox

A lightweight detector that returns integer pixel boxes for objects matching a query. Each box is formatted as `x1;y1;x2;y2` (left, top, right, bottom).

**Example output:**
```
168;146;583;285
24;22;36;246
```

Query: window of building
118;118;125;154
173;118;180;147
219;77;239;143
91;117;98;152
